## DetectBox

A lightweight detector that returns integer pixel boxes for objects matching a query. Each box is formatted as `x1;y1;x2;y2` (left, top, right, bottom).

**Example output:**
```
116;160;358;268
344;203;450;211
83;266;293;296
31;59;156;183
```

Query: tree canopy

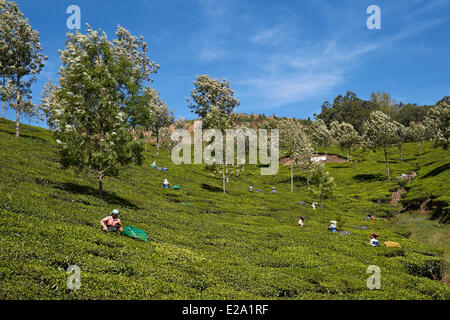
187;74;240;121
362;111;398;181
0;0;47;136
41;25;158;197
316;90;433;134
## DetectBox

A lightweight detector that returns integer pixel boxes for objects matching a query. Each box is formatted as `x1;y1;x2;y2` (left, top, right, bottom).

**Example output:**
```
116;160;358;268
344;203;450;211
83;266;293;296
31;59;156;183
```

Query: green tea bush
0;118;448;299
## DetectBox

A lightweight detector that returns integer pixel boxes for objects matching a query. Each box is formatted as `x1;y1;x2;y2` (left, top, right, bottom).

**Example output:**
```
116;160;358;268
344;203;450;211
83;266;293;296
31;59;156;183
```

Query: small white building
311;156;327;162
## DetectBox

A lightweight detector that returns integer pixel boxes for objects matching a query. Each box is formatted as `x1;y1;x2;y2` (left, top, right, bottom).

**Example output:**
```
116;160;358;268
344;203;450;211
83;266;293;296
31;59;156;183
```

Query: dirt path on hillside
420;198;433;213
390;189;404;206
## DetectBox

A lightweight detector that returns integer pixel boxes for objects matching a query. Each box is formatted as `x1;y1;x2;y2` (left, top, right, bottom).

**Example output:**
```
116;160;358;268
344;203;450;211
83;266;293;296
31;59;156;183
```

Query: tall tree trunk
98;96;104;198
419;144;422;159
1;77;5;118
384;147;391;182
156;130;160;156
348;148;352;167
222;165;226;193
98;176;103;198
15;83;21;137
225;155;229;183
290;162;293;192
15;109;20;137
399;144;403;163
145;134;148;153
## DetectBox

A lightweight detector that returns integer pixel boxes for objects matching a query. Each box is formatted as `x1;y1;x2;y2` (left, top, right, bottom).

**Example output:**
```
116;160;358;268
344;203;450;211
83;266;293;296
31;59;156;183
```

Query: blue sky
13;0;450;126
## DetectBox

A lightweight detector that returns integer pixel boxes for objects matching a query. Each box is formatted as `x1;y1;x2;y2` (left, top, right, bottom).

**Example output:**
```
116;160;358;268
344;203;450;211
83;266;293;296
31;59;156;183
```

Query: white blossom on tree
41;25;158;197
280;119;313;191
409;121;427;159
424;97;450;149
0;0;47;135
309;119;332;155
362;111;398;182
187;75;240;193
132;86;174;155
393;121;408;163
330;121;361;167
187;74;239;119
307;162;336;207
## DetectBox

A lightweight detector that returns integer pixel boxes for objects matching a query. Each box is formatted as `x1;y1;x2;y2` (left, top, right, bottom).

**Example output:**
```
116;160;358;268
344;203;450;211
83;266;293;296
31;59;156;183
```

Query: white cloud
243;72;342;108
197;45;228;62
238;0;450;109
188;0;449;109
236;37;382;107
250;24;298;46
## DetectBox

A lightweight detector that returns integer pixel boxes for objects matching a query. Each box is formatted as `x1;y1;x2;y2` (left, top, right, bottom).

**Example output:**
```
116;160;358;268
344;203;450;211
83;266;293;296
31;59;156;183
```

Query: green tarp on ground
180;202;194;206
149;163;157;168
171;185;181;189
122;225;148;242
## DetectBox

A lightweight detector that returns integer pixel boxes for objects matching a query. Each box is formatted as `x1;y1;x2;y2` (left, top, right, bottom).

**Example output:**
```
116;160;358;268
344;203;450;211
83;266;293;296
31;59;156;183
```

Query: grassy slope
403;145;450;210
396;213;450;285
0;118;449;300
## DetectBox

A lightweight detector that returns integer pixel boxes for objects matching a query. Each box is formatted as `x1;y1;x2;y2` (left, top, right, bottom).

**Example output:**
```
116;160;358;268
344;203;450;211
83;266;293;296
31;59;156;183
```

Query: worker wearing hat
370;233;380;247
298;216;305;228
328;220;337;232
100;209;123;233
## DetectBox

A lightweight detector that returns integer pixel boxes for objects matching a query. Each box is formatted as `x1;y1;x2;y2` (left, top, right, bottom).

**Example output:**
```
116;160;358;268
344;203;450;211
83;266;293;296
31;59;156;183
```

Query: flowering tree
280;119;313;191
0;0;46;135
41;25;158;197
0;79;14;119
132;86;174;155
393;121;408;163
310;119;332;155
330;121;361;167
151;101;174;155
424;97;449;149
169;117;189;156
158;126;172;155
307;162;336;207
362;111;398;182
187;74;240;119
204;106;232;193
187;75;240;193
174;117;188;130
409;121;427;159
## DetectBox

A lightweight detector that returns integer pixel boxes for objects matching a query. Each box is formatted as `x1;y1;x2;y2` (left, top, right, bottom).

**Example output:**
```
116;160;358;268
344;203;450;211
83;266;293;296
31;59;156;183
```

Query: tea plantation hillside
0;118;449;299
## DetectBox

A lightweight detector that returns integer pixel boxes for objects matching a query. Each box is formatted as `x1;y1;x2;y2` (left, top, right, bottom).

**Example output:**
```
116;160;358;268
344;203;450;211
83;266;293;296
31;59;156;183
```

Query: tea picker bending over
298;216;305;228
328;220;337;232
100;209;123;233
370;233;380;247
